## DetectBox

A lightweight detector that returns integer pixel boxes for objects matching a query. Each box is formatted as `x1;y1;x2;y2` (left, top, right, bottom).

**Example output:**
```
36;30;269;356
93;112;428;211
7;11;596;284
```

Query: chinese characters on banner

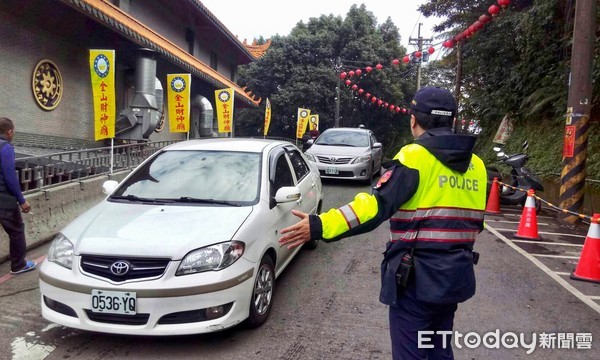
296;108;311;139
167;74;191;133
263;98;272;136
215;88;234;133
89;50;116;141
309;114;319;131
493;116;513;144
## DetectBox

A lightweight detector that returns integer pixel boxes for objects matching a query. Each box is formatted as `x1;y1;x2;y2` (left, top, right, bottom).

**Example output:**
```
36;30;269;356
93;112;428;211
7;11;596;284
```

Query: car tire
245;254;275;328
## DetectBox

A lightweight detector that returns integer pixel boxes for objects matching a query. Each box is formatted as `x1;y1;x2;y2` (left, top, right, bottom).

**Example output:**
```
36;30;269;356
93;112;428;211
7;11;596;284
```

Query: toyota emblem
110;261;131;276
330;157;336;163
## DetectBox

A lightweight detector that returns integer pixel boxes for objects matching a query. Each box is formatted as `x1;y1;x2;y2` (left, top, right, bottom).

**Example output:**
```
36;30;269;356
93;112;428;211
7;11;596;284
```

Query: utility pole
409;23;433;90
334;57;341;128
559;0;596;223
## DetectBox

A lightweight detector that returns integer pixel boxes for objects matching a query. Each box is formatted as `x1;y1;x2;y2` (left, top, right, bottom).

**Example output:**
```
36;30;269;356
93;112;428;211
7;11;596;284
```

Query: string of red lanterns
339;0;511;115
442;0;511;49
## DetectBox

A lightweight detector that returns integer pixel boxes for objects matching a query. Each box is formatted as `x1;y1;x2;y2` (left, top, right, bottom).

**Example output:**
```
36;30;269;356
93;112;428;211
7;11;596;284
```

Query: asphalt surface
1;181;599;359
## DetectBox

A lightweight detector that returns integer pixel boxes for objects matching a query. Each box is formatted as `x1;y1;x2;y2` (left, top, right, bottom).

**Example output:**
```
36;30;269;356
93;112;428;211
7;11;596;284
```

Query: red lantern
479;14;491;23
385;102;389;107
376;64;383;70
371;97;377;103
366;66;373;73
355;69;362;76
428;47;435;55
498;0;510;6
392;59;400;65
365;92;371;98
488;4;500;15
345;80;351;86
340;72;347;79
468;25;476;34
402;108;407;114
415;51;422;58
348;70;355;77
351;84;358;90
403;56;410;63
377;99;383;106
358;89;364;94
389;104;395;110
474;21;483;30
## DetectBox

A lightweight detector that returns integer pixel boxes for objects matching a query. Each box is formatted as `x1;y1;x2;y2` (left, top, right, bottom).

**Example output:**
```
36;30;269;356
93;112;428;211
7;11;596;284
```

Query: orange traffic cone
485;177;501;215
570;214;600;284
514;189;541;240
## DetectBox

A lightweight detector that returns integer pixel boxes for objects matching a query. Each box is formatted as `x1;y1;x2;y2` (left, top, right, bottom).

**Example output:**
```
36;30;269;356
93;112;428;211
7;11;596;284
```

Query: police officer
279;87;487;359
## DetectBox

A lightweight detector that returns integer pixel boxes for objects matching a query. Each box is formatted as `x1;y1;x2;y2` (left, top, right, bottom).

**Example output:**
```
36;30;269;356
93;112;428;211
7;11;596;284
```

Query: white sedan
39;138;323;335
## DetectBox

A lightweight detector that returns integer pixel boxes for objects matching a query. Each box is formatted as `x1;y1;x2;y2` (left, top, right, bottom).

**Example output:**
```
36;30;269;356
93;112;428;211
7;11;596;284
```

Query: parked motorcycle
486;141;544;213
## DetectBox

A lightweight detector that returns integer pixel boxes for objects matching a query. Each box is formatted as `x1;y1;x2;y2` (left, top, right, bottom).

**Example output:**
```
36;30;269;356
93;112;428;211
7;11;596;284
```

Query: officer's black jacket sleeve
309;161;420;242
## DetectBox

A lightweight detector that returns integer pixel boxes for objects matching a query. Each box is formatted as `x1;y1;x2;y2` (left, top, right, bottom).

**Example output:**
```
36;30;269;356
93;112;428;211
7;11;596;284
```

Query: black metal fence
17;140;179;193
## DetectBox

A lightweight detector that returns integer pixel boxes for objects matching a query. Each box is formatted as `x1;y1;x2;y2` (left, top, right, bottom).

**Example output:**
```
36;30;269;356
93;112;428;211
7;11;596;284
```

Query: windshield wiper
175;197;241;207
110;195;175;204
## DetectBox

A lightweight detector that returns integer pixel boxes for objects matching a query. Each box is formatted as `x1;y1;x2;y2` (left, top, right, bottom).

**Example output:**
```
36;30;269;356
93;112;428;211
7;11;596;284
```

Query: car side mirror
274;186;301;204
102;180;119;195
306;139;314;145
497;152;505;158
492;147;501;152
373;142;382;149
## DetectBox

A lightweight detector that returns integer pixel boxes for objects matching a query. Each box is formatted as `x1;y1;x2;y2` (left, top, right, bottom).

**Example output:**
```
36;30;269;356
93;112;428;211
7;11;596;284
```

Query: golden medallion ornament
32;59;63;110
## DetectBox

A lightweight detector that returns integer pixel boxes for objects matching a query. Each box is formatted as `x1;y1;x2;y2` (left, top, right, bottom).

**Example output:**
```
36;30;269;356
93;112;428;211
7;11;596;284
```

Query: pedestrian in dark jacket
0;117;36;275
279;87;487;359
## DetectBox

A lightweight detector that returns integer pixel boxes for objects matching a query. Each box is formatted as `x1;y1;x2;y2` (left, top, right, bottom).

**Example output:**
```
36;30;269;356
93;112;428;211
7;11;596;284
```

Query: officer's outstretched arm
319;163;420;242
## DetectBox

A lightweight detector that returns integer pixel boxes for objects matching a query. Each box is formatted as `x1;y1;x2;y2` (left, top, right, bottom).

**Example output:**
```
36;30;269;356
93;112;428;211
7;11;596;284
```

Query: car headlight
48;233;74;269
305;153;316;162
176;241;245;276
352;155;371;164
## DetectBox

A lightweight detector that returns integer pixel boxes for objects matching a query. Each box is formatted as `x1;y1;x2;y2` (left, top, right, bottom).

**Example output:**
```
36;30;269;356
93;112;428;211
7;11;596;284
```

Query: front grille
316;156;353;164
81;255;170;282
85;310;150;325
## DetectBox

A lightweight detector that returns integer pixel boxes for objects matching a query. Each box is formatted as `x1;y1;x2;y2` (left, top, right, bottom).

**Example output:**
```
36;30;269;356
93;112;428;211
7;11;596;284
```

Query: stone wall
0;171;131;263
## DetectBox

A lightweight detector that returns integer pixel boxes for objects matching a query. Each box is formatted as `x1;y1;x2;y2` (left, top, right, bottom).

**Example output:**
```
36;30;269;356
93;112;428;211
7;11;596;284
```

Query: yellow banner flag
308;114;319;131
167;74;191;133
89;50;116;141
215;88;234;133
263;98;272;136
296;108;311;139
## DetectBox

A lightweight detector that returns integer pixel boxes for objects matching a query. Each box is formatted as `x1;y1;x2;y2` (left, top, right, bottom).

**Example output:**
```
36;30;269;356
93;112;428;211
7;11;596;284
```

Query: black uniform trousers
0;207;26;272
389;282;458;360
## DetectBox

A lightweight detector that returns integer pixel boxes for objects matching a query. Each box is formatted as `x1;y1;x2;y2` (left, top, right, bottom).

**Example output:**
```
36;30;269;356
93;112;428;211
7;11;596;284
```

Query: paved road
1;181;599;359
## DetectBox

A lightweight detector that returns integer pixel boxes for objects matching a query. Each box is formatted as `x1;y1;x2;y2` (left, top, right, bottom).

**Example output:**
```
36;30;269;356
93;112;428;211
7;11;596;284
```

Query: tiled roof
243;39;272;59
60;0;260;106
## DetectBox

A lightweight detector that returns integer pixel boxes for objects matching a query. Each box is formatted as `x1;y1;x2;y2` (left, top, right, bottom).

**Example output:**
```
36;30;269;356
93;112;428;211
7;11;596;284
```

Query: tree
236;4;415;155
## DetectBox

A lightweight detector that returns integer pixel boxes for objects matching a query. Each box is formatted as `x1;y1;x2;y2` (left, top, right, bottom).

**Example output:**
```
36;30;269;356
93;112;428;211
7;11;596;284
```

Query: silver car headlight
48;233;74;269
176;241;245;276
305;153;316;162
352;155;371;164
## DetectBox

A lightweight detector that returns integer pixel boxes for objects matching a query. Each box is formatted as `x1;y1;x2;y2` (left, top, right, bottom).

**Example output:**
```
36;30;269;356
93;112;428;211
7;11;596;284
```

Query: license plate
91;290;137;315
325;167;339;175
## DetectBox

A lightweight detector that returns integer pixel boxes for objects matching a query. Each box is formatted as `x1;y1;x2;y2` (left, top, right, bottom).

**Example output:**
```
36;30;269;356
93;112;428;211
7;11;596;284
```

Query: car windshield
315;131;369;147
111;150;261;205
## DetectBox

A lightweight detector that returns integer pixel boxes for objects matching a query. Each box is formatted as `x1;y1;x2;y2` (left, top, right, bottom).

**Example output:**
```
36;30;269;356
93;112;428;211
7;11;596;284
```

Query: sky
199;0;443;52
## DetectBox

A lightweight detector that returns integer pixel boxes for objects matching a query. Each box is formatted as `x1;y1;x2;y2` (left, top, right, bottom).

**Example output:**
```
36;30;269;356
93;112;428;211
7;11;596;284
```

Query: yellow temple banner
89;49;116;141
167;74;191;133
263;98;272;136
308;114;319;131
215;88;234;133
296;108;311;139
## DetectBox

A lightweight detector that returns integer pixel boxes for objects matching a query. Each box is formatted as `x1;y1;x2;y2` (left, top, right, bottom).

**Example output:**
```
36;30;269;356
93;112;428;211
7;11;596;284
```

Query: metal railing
17;140;180;193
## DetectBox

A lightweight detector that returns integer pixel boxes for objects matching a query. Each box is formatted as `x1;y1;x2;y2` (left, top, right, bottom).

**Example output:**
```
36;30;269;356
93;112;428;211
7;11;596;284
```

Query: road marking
589;296;600;300
501;213;555;219
486;225;600;314
489;228;586;239
555;272;570;276
510;239;584;247
531;254;580;259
